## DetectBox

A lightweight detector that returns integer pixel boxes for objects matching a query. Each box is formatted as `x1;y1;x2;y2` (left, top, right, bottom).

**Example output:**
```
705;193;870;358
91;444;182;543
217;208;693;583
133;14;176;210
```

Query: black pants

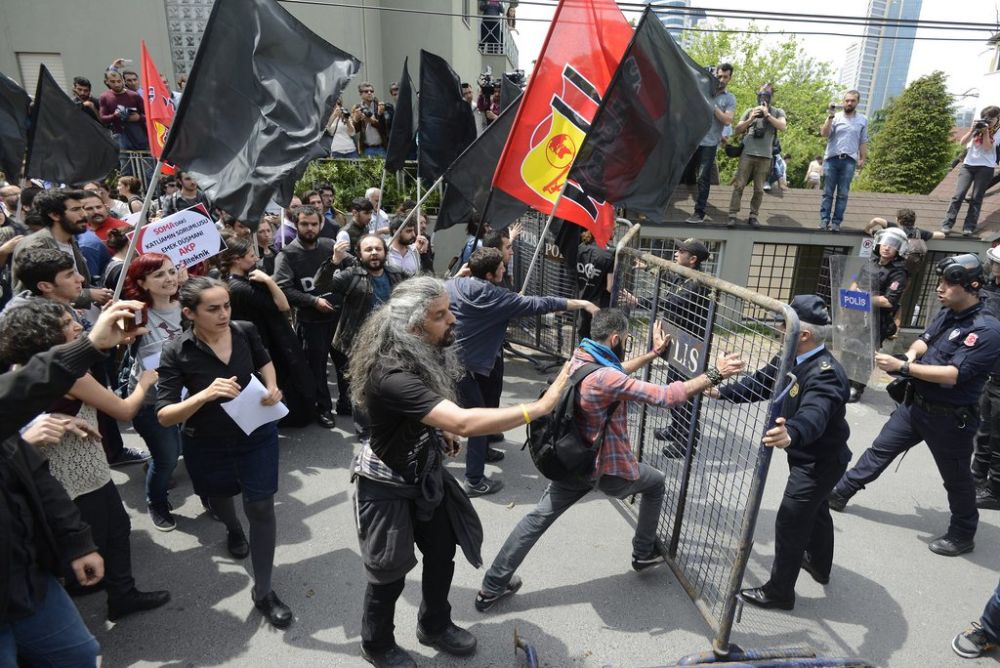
483;355;504;410
297;320;336;414
361;500;457;652
767;452;849;599
329;348;352;413
663;365;700;450
67;481;135;600
973;382;1000;494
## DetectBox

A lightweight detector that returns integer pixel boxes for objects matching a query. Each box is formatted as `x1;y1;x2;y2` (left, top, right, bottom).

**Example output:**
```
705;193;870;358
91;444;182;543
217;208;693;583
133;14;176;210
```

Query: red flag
140;41;175;159
491;0;632;246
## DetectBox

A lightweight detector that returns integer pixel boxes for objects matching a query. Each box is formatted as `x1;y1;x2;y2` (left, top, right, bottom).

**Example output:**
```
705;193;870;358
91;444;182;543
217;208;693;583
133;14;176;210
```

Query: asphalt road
83;358;998;667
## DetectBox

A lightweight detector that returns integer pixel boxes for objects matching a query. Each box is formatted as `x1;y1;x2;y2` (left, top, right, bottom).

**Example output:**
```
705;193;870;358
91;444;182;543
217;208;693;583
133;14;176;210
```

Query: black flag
567;8;714;220
24;66;118;185
418;50;476;183
435;93;528;231
500;76;521;112
0;72;30;182
161;0;361;225
385;59;415;173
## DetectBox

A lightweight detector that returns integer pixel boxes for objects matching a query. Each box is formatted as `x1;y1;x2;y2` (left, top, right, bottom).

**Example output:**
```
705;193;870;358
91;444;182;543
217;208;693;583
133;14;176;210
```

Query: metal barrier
119;151;156;190
610;247;800;656
507;212;637;361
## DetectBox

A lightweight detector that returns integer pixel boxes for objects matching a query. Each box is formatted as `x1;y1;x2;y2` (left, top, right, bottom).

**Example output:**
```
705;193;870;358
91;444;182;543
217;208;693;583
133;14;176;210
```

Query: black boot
108;588;171;622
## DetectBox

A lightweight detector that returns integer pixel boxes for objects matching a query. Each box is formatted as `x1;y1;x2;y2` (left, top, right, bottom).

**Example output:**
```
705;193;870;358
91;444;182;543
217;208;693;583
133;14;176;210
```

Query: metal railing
610;248;800;656
478;13;519;65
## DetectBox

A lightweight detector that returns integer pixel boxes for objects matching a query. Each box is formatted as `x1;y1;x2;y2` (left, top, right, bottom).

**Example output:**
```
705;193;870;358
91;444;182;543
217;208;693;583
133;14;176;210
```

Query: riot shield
829;255;878;385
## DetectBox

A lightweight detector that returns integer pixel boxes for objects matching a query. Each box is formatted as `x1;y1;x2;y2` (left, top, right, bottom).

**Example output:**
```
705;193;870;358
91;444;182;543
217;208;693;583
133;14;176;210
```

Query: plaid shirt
570;349;688;481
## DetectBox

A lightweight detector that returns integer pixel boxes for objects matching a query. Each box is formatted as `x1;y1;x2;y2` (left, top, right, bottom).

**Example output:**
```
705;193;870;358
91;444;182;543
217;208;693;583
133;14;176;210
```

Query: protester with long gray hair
348;275;571;668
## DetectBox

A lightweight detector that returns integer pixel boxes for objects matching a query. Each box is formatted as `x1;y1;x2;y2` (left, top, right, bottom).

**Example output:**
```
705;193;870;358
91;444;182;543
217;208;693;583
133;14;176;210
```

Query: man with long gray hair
348;276;570;668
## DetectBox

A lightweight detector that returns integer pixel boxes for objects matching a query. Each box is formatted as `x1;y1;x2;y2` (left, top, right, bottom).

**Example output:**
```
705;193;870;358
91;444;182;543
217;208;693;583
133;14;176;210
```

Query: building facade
646;0;705;44
0;0;517;104
840;0;923;115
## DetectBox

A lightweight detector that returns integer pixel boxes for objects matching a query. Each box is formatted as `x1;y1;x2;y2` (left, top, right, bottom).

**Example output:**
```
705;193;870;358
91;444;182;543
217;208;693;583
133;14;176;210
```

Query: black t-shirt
903;225;933;241
366;363;445;482
577;244;614;306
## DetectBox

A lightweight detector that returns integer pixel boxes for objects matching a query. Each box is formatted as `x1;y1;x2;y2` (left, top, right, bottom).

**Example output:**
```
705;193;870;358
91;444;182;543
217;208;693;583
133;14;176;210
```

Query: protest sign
131;204;225;268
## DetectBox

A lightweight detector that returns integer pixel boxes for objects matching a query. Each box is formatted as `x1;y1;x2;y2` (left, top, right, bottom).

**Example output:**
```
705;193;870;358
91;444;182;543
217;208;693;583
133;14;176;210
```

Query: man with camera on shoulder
729;84;786;228
820;90;868;232
352;82;388;158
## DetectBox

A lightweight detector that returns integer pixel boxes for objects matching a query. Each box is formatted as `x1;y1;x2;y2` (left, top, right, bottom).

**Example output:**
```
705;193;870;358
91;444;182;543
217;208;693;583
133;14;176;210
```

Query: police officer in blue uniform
711;295;851;610
972;246;1000;509
829;254;1000;556
848;227;910;403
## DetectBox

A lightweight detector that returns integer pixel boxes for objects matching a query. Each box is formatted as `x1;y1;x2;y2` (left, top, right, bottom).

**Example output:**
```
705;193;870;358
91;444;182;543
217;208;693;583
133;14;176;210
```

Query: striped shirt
570;349;688;481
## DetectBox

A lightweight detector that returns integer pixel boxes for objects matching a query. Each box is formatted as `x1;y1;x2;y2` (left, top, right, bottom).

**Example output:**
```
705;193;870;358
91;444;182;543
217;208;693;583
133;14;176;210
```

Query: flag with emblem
491;0;633;246
140;40;175;160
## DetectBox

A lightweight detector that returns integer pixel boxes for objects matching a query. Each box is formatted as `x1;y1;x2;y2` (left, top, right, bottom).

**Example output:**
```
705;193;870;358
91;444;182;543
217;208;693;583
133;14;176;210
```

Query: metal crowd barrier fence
610;248;800;657
507;212;637;363
119;150;156;190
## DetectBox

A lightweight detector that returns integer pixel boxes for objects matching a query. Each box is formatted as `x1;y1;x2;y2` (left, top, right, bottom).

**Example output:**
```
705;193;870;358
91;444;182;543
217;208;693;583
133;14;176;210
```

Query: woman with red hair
124;252;184;531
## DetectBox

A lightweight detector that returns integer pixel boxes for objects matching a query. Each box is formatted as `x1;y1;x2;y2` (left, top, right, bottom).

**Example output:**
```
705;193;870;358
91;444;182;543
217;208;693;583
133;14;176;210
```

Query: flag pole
519;181;569;296
388;175;441;246
112;160;165;301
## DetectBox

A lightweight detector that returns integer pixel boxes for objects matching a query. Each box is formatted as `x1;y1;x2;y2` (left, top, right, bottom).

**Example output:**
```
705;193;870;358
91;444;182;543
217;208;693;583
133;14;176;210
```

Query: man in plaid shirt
475;308;745;612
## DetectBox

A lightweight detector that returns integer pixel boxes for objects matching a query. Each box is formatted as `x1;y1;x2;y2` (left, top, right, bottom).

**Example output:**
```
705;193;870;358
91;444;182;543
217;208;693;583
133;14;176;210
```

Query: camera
123;305;149;334
479;73;501;96
362;108;373;118
974;119;988;130
756;93;770;106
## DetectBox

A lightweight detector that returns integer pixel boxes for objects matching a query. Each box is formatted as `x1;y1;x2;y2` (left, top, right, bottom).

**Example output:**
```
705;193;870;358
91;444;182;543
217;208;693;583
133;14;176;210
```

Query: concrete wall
0;0;173;91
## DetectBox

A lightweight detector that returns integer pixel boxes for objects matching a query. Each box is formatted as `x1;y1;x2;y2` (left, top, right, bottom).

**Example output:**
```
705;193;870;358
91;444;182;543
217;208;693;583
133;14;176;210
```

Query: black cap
789;295;831;326
676;238;709;263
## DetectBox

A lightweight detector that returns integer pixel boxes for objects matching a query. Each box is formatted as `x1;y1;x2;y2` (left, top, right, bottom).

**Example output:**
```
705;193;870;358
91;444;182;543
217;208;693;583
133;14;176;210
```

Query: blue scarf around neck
580;338;625;372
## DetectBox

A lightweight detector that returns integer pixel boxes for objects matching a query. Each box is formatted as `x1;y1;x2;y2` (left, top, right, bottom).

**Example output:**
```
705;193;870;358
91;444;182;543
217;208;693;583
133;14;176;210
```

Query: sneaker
819;220;830;231
962;229;974;237
110;446;150;467
632;552;665;572
475;576;523;612
747;217;761;228
953;622;998;659
464;477;504;497
940;224;954;235
485;446;505;463
685;214;705;224
727;216;737;227
831;224;841;233
148;504;177;532
763;183;772;192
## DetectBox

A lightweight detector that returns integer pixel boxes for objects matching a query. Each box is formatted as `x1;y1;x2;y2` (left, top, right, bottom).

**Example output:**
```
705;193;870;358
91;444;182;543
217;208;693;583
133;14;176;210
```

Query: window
16;52;65;94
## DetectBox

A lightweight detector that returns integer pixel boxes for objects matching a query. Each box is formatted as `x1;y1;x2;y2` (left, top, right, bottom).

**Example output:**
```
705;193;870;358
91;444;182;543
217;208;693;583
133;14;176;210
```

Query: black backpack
523;363;619;481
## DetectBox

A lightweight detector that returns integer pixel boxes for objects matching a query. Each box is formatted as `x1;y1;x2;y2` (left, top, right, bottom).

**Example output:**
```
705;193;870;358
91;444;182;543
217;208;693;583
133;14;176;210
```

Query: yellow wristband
520;403;531;425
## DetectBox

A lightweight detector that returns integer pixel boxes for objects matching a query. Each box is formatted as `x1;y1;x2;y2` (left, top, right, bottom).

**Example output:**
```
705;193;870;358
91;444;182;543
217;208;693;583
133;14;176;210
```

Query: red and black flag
0;72;30;182
384;58;415;173
161;0;361;225
568;7;715;220
25;66;118;184
140;40;175;160
417;50;477;183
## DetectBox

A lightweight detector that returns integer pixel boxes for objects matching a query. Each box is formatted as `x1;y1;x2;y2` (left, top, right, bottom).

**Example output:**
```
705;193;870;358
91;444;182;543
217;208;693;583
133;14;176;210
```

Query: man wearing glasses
352;82;388;157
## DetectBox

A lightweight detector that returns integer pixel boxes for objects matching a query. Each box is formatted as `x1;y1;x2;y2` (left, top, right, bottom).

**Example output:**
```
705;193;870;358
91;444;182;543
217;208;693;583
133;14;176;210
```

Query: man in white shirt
941;105;1000;237
365;187;390;235
385;216;422;276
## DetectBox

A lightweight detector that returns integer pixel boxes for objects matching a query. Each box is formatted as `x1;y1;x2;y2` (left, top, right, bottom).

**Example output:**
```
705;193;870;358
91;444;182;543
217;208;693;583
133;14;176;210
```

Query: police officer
829;254;1000;556
709;295;850;610
655;239;711;458
848;227;910;403
972;246;1000;509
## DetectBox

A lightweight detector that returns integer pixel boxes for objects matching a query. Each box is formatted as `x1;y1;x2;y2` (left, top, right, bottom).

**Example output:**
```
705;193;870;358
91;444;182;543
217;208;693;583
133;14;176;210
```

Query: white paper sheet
141;351;161;370
220;375;288;436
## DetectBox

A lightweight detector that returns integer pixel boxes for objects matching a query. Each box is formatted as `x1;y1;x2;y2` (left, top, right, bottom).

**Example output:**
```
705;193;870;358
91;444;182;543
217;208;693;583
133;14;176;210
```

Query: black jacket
314;260;405;352
273;237;338;323
0;337;103;621
719;348;851;464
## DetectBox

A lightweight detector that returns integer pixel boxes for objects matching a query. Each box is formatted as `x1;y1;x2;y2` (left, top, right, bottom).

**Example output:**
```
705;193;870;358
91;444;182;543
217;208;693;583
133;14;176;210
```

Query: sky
510;0;999;113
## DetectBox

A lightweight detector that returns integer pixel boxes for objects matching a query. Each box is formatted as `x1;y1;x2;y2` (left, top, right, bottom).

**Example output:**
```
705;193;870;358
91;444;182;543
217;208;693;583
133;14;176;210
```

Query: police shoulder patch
889;281;899;290
965;333;978;347
820;360;832;371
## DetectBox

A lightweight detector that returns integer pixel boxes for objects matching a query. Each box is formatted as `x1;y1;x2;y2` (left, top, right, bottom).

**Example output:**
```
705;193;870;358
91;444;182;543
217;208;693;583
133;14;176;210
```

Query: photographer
325;98;358;159
728;84;787;228
686;64;735;225
477;76;501;127
820;90;868;232
352;82;388;157
940;105;1000;237
97;69;148;152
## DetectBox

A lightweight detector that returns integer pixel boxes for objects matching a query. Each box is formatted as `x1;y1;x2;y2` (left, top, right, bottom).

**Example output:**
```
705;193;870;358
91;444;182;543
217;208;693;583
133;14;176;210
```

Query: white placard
131;204;225;269
220;375;288;436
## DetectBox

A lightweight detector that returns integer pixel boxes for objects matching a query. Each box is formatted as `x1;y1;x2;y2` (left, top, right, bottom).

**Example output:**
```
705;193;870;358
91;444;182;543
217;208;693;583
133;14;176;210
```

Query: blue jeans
820;156;856;228
692;144;718;217
363;146;386;158
0;575;100;667
480;463;665;596
981;578;1000;643
133;403;182;507
457;372;489;485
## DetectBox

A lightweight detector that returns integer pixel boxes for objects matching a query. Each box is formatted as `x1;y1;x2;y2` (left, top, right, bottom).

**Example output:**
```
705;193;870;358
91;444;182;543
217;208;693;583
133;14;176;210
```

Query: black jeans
329;348;352;413
692;144;718;217
973;382;1000;493
944;164;994;232
297;320;336;414
361;500;457;651
67;481;135;600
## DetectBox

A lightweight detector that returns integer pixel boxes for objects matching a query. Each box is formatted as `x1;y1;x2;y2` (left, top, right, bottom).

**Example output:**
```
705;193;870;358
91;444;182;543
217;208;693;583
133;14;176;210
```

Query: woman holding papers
156;276;292;629
124;252;184;532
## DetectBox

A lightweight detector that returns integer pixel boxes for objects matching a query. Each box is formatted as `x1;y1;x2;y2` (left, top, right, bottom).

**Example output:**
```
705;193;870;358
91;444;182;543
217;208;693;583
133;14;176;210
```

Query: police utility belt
989;372;1000;386
911;391;979;427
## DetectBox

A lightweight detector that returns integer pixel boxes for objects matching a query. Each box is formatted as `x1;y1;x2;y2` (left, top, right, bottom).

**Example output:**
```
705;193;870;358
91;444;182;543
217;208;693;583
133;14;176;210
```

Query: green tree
297;158;439;212
853;71;955;194
682;22;839;186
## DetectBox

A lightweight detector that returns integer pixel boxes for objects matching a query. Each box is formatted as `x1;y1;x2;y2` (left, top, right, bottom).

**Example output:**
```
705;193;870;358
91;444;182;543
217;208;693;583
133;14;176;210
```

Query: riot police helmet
936;253;984;291
874;227;908;256
986;245;1000;266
